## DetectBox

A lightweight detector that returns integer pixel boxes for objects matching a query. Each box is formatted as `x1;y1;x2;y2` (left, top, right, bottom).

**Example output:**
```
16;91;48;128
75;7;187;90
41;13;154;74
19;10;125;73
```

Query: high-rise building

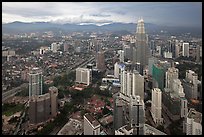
114;62;125;79
184;108;202;135
49;86;58;117
51;42;60;52
151;88;163;126
152;64;165;91
133;18;149;72
183;70;198;100
175;40;180;58
75;68;92;85
84;113;101;135
196;45;200;62
163;78;188;120
182;42;189;57
155;46;161;57
118;50;125;63
180;98;188;118
129;96;145;135
148;57;158;76
166;67;179;89
123;45;132;60
152;61;171;91
28;86;58;124
96;51;106;72
121;69;144;100
113;93;125;130
28;67;43;98
64;43;69;52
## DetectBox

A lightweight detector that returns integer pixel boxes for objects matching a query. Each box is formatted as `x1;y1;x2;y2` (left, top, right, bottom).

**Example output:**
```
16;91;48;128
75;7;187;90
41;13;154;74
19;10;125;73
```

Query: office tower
184;108;202;135
148;57;158;76
163;51;172;58
49;86;58;117
123;45;131;60
75;68;92;85
2;50;16;57
114;62;125;79
152;61;171;91
196;45;200;62
182;42;189;57
28;86;58;124
163;77;188;120
84;113;101;135
129;96;145;135
135;62;142;74
182;70;198;100
166;67;179;89
51;42;60;52
114;62;120;79
118;50;125;63
121;69;144;100
113;93;125;130
93;39;101;53
155;46;161;56
180;98;188;118
172;79;185;97
151;88;163;126
96;51;106;72
152;64;165;90
64;43;69;52
133;18;149;71
132;70;144;100
39;49;44;55
28;67;43;98
175;40;180;58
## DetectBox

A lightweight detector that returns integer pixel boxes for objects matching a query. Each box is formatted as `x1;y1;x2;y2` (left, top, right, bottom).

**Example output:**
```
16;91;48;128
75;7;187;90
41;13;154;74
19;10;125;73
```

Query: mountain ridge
2;21;202;36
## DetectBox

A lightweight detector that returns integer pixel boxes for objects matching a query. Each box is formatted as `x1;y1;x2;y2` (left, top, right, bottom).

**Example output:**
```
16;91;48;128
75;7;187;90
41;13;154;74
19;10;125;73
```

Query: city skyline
2;2;202;27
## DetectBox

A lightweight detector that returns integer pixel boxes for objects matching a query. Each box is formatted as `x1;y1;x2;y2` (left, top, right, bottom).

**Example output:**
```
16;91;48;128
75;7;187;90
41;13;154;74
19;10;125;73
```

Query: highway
2;83;28;103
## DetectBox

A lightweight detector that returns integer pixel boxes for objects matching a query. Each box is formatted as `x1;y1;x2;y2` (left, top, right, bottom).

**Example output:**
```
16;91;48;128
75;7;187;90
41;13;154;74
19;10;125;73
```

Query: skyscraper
84;113;101;135
166;67;179;89
129;95;145;135
133;18;149;72
28;67;43;98
96;51;106;72
49;86;58;117
151;88;163;126
120;69;144;100
184;108;202;135
28;86;58;124
182;42;190;57
118;50;125;63
75;68;92;86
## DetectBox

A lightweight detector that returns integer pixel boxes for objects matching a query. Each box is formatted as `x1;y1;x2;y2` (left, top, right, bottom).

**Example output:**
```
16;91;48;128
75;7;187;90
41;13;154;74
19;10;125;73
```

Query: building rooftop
84;113;100;127
187;108;202;123
144;124;166;135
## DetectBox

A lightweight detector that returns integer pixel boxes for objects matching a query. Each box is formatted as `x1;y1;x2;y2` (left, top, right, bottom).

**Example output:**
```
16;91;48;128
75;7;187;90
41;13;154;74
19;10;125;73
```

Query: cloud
2;2;202;27
90;14;111;17
50;15;113;25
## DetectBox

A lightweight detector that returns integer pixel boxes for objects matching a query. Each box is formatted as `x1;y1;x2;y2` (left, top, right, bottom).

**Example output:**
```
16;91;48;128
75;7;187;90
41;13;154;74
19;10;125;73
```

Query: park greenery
2;103;25;116
175;62;202;79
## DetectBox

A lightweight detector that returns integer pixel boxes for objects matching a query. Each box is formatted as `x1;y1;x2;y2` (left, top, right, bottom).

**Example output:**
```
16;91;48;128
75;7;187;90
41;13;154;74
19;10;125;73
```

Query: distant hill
2;21;202;37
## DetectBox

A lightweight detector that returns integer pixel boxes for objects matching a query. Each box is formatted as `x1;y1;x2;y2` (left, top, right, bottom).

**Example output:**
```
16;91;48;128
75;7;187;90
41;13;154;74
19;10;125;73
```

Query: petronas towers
133;18;149;73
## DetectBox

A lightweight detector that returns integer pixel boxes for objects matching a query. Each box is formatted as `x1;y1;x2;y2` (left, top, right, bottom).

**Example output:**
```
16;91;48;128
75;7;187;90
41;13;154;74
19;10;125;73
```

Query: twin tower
133;18;149;71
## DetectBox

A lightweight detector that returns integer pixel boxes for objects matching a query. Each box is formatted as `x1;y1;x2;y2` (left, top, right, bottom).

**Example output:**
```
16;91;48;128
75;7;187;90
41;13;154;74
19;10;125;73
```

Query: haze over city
2;2;202;27
2;2;202;136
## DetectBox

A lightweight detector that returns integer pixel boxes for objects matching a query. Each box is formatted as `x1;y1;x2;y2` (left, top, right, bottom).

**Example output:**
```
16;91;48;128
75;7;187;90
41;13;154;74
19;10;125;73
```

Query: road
13;102;29;135
2;83;28;103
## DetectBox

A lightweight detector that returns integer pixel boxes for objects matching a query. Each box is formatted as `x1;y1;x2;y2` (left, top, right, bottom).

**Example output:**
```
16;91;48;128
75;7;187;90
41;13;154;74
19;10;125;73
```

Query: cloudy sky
2;2;202;27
